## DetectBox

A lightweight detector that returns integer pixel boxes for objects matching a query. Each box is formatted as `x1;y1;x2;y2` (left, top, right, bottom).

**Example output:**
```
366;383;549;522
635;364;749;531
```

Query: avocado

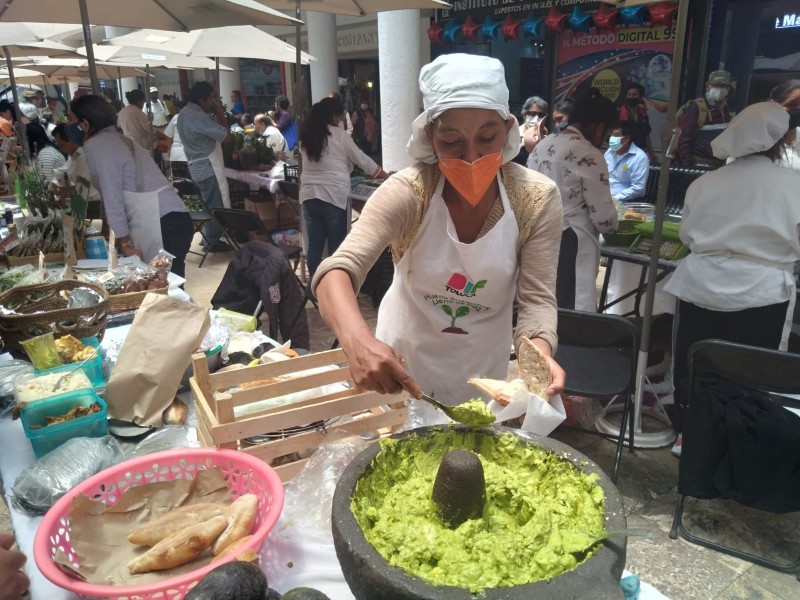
281;588;331;600
184;562;267;600
431;449;486;527
266;589;283;600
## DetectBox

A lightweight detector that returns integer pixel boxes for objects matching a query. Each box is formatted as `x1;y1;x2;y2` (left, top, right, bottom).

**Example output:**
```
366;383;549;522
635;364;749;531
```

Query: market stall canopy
0;65;44;80
0;0;300;29
0;22;80;46
79;45;230;71
1;45;81;59
18;59;152;81
104;26;316;65
258;0;451;17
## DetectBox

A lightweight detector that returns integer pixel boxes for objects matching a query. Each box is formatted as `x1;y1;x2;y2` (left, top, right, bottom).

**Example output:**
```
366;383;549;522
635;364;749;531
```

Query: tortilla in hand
517;337;552;401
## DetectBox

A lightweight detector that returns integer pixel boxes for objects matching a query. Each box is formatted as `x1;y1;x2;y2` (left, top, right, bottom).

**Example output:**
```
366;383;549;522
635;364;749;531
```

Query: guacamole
447;399;496;428
351;430;605;593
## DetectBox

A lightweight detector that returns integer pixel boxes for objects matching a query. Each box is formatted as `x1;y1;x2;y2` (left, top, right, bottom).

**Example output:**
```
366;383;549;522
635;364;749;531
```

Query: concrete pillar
378;10;422;171
217;57;241;107
307;11;338;104
105;27;140;104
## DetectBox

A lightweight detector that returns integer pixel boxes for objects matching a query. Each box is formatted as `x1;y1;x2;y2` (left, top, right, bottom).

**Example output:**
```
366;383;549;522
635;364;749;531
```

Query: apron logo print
441;304;469;335
445;273;487;297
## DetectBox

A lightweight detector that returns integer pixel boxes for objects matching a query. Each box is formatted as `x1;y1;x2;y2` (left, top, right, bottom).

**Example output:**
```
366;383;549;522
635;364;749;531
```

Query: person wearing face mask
676;70;732;167
312;53;565;413
664;102;800;431
552;98;574;133
769;79;800;170
52;124;101;204
351;99;379;155
604;122;650;202
328;92;353;136
517;96;549;158
528;87;619;312
299;97;389;278
618;82;656;163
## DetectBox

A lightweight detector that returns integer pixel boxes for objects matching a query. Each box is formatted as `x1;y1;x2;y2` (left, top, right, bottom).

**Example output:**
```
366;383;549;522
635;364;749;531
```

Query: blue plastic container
34;337;104;387
20;389;108;458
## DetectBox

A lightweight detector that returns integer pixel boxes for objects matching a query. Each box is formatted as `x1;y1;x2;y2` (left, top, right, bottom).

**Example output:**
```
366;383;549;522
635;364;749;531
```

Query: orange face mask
438;152;503;207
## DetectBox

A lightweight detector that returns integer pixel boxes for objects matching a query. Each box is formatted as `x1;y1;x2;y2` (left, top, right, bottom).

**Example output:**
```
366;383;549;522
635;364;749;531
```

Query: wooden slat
190;379;220;437
207;348;347;390
214;393;238;450
191;352;212;400
240;409;406;462
211;390;401;444
233;387;356;422
273;459;308;482
229;366;353;408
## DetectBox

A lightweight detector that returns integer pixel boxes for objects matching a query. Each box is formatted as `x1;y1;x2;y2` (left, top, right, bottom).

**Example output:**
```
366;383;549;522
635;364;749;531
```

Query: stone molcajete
332;425;627;600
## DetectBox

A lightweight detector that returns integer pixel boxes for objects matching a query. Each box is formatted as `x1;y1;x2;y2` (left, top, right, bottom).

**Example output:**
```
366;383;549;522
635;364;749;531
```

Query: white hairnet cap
21;103;38;120
407;53;520;164
712;101;789;159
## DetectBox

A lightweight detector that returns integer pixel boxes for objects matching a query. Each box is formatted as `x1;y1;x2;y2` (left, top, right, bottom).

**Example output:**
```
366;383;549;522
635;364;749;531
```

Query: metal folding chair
669;339;800;578
172;177;211;268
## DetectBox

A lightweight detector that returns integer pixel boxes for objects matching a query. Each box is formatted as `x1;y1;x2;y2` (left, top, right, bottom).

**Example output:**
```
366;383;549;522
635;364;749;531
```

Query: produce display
351;430;605;593
28;401;102;429
79;252;173;296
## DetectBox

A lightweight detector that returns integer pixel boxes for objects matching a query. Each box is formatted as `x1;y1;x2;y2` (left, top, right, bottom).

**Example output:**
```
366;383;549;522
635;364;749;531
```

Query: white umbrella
260;0;451;17
104;26;316;65
0;0;300;92
0;22;80;47
0;65;45;80
2;46;81;59
81;45;228;71
19;60;151;81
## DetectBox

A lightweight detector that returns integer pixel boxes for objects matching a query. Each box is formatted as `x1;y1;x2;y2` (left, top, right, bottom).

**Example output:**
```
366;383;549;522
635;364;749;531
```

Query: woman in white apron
527;88;619;312
664;102;800;429
311;54;565;415
72;95;194;277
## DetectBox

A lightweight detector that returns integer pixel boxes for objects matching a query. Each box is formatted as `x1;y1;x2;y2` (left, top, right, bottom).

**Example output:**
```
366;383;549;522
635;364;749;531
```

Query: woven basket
0;280;109;349
108;286;168;313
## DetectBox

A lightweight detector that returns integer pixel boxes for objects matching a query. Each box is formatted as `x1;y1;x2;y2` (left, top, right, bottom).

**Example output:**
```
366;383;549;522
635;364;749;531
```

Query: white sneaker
671;434;682;457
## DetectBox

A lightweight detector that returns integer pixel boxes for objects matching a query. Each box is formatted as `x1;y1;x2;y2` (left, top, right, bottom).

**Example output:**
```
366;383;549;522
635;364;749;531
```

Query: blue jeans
194;175;224;247
303;198;347;277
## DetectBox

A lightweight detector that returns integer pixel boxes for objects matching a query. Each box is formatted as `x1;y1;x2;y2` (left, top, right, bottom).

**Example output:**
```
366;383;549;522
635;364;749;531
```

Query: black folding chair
554;309;639;483
669;339;800;577
172;177;212;268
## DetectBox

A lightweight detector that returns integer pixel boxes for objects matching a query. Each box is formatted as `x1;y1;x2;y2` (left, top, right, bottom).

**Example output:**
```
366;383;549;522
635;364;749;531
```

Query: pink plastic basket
34;448;284;600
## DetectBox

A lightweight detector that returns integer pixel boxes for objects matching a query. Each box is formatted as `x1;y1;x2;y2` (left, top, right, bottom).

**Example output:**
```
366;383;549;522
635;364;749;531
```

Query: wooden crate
191;348;408;481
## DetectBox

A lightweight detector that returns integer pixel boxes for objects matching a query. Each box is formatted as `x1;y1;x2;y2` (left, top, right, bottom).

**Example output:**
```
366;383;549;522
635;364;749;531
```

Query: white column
307;11;338;104
217;57;241;106
105;27;139;103
378;10;422;171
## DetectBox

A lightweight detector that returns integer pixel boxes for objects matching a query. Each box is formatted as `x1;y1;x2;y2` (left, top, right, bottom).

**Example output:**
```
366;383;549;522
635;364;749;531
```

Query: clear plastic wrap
126;425;196;458
0;265;35;292
0;359;35;417
199;318;229;354
11;435;124;515
281;436;370;535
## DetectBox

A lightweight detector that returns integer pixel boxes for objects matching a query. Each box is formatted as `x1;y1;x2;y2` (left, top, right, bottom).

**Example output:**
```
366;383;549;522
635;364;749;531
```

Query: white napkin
487;378;567;436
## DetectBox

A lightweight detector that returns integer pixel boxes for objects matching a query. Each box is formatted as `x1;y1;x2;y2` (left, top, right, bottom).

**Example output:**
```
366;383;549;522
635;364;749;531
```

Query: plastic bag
126;425;196;459
0;265;35;292
11;435;124;515
281;437;369;534
0;359;35;418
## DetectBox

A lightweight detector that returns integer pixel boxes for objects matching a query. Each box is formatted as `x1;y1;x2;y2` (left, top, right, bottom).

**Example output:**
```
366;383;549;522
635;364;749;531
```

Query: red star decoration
501;14;521;40
461;15;480;42
649;1;679;28
428;21;443;45
545;6;568;33
593;3;619;32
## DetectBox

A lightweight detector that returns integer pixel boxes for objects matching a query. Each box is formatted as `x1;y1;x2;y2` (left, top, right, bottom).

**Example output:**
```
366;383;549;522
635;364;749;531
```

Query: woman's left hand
120;244;144;261
529;337;566;397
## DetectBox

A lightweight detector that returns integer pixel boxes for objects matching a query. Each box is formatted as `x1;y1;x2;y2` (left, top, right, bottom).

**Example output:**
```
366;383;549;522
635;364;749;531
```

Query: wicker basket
0;280;109;349
108;286;168;313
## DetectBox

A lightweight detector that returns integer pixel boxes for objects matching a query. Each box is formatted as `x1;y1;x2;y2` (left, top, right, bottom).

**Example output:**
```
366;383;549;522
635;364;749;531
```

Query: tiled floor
2;235;798;599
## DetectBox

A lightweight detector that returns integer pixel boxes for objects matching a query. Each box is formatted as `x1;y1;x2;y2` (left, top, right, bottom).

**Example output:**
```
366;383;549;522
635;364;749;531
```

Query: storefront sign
775;13;800;29
439;0;599;21
337;24;379;53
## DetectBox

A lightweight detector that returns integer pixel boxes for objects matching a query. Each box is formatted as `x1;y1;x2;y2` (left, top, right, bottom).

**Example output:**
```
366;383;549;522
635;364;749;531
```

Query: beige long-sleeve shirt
312;161;563;353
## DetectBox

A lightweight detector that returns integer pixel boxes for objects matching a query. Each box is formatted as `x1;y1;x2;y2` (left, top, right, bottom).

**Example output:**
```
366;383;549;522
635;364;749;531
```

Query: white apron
121;136;165;262
209;142;231;209
564;207;600;312
375;175;519;408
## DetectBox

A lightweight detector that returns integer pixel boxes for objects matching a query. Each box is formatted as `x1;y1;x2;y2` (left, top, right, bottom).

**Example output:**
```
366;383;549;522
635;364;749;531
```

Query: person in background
519;96;549;156
146;86;171;129
0;100;14;138
253;113;287;158
163;93;177;116
273;95;293;134
528;87;618;312
664;102;800;430
229;90;245;118
18;89;39;125
101;88;121;112
299;97;389;277
178;81;231;252
676;70;732;167
31;124;67;181
552;98;574;132
618;82;656;163
770;79;800;170
240;113;255;134
163;114;187;178
73;94;192;276
328;91;353;136
118;89;156;151
41;111;56;141
604;121;650;202
313;53;564;409
52;123;101;202
351;99;379;155
0;532;29;600
46;96;59;115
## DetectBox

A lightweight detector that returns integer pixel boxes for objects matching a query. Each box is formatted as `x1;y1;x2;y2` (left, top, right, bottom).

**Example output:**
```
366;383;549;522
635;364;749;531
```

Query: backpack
284;121;298;152
675;97;710;128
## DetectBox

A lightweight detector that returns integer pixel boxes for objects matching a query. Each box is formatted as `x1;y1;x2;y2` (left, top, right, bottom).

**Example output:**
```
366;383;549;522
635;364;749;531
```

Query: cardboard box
244;197;301;242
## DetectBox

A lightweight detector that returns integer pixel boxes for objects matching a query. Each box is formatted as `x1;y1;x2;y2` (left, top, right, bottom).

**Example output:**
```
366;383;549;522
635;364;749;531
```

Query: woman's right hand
120;244;144;261
342;334;422;399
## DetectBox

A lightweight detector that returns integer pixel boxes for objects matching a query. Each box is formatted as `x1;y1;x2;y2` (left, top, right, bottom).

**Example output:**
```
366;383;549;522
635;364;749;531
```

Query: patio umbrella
260;0;452;17
1;45;80;59
82;45;227;71
0;0;300;93
19;60;151;81
104;26;316;65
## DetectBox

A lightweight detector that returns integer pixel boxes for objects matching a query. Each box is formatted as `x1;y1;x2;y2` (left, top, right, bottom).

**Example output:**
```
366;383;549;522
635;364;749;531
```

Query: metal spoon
419;393;496;427
52;346;99;392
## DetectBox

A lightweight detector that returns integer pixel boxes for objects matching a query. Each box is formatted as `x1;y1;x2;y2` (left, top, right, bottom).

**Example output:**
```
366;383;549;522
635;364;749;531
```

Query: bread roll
467;378;520;406
211;535;257;563
211;494;259;556
128;503;226;546
517;338;552;401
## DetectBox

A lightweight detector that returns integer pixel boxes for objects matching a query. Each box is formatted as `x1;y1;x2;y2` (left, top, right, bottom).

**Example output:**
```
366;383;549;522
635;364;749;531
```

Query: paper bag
488;378;567;436
105;293;210;426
